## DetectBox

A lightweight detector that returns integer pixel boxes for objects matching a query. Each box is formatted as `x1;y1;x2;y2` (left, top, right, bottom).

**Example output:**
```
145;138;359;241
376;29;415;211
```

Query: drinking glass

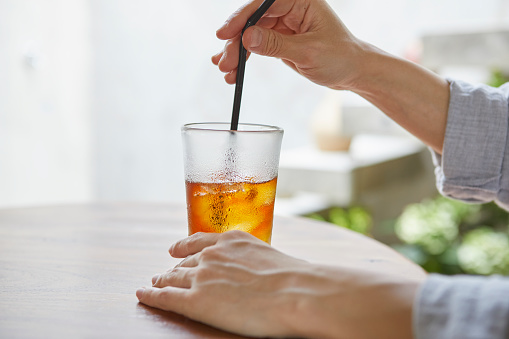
181;122;284;244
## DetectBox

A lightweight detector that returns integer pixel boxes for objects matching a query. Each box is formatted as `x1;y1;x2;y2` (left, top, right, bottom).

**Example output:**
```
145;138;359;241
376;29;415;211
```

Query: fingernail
249;27;263;48
152;274;160;286
136;287;145;300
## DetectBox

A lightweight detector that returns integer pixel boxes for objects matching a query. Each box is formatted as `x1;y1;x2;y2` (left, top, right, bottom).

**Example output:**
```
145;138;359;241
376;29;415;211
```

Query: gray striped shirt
415;79;509;339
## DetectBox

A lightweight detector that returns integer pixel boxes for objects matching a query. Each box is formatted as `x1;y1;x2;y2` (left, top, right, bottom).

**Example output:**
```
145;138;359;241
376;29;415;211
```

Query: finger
211;51;223;66
222;50;252;84
136;286;190;315
218;47;252;71
213;49;250;72
242;26;308;63
175;253;201;268
152;267;193;289
169;232;221;258
272;18;296;36
216;0;265;40
217;35;241;73
225;70;237;85
257;16;278;29
152;274;159;285
216;0;295;40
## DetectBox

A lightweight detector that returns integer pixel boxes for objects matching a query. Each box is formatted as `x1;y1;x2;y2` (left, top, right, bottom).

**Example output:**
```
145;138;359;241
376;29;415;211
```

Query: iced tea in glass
181;123;283;244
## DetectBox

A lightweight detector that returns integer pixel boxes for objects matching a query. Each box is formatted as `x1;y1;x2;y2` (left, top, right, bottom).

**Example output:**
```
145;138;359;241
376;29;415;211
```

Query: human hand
137;230;426;339
138;231;311;337
211;0;450;153
212;0;368;91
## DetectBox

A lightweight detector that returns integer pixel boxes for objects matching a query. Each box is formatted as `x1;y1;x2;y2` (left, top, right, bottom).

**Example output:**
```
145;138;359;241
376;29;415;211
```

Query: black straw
230;0;276;131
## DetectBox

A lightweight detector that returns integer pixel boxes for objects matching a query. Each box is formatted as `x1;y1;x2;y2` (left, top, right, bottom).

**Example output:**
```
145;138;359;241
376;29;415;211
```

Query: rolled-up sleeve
414;274;509;339
431;79;509;210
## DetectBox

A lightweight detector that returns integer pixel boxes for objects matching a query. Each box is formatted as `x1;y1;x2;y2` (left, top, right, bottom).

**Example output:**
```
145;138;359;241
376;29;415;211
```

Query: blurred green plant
488;69;509;88
458;227;509;275
390;69;509;274
393;197;509;275
396;197;470;255
307;206;372;236
305;197;509;276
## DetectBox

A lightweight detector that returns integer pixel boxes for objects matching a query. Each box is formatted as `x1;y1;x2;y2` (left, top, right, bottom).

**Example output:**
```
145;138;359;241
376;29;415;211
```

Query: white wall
0;0;92;207
89;0;325;203
1;0;509;207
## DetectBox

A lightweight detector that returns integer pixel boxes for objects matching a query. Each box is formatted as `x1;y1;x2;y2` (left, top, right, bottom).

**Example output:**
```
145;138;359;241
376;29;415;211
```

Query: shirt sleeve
431;79;509;210
414;274;509;339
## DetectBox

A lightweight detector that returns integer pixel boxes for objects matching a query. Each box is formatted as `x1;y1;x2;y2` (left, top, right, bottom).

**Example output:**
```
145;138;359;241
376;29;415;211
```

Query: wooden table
0;203;421;338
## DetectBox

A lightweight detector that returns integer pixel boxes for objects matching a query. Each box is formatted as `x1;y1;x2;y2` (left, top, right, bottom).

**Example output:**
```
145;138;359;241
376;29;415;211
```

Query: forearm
280;265;421;339
214;0;450;154
349;44;450;154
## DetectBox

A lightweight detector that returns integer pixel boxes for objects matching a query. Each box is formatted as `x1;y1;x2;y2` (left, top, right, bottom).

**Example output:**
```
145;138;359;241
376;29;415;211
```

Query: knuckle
154;276;166;287
264;31;284;57
199;245;229;263
223;229;247;240
199;246;218;259
218;59;230;73
190;232;206;240
169;267;181;276
162;267;180;281
175;232;202;252
176;254;193;267
172;238;190;253
194;266;214;282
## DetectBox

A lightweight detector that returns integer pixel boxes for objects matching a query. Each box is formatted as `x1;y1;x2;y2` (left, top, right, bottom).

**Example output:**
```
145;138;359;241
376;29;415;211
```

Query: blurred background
1;0;509;275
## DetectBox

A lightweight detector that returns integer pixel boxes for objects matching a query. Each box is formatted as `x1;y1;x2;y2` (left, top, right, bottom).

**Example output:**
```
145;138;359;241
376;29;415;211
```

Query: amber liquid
186;177;277;243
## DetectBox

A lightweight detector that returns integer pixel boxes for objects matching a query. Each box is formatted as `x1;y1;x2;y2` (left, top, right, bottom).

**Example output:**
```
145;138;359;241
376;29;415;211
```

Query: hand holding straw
230;0;276;131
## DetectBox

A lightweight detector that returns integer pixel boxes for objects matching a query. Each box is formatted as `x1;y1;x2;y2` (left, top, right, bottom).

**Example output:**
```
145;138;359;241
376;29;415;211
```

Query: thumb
243;26;300;62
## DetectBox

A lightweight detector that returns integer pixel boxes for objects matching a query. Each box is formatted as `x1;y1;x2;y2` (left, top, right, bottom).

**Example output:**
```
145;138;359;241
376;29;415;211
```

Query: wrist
278;265;422;339
344;42;397;95
343;43;449;152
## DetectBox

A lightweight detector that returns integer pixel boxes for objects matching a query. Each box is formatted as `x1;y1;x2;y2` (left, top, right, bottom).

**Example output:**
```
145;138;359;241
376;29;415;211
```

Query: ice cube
253;179;277;206
193;184;216;197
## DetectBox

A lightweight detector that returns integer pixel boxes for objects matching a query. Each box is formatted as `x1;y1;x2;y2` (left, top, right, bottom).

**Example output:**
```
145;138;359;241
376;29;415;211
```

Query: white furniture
275;134;438;239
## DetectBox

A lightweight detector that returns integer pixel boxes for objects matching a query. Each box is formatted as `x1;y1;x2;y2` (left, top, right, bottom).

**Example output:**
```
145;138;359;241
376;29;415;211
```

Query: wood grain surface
0;203;421;338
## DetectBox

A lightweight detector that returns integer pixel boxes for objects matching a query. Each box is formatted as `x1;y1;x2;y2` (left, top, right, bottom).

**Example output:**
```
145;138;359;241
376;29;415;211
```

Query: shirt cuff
432;79;509;204
414;274;509;339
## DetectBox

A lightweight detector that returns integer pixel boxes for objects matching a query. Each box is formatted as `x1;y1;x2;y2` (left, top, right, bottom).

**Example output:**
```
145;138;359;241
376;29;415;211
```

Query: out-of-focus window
1;0;508;208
